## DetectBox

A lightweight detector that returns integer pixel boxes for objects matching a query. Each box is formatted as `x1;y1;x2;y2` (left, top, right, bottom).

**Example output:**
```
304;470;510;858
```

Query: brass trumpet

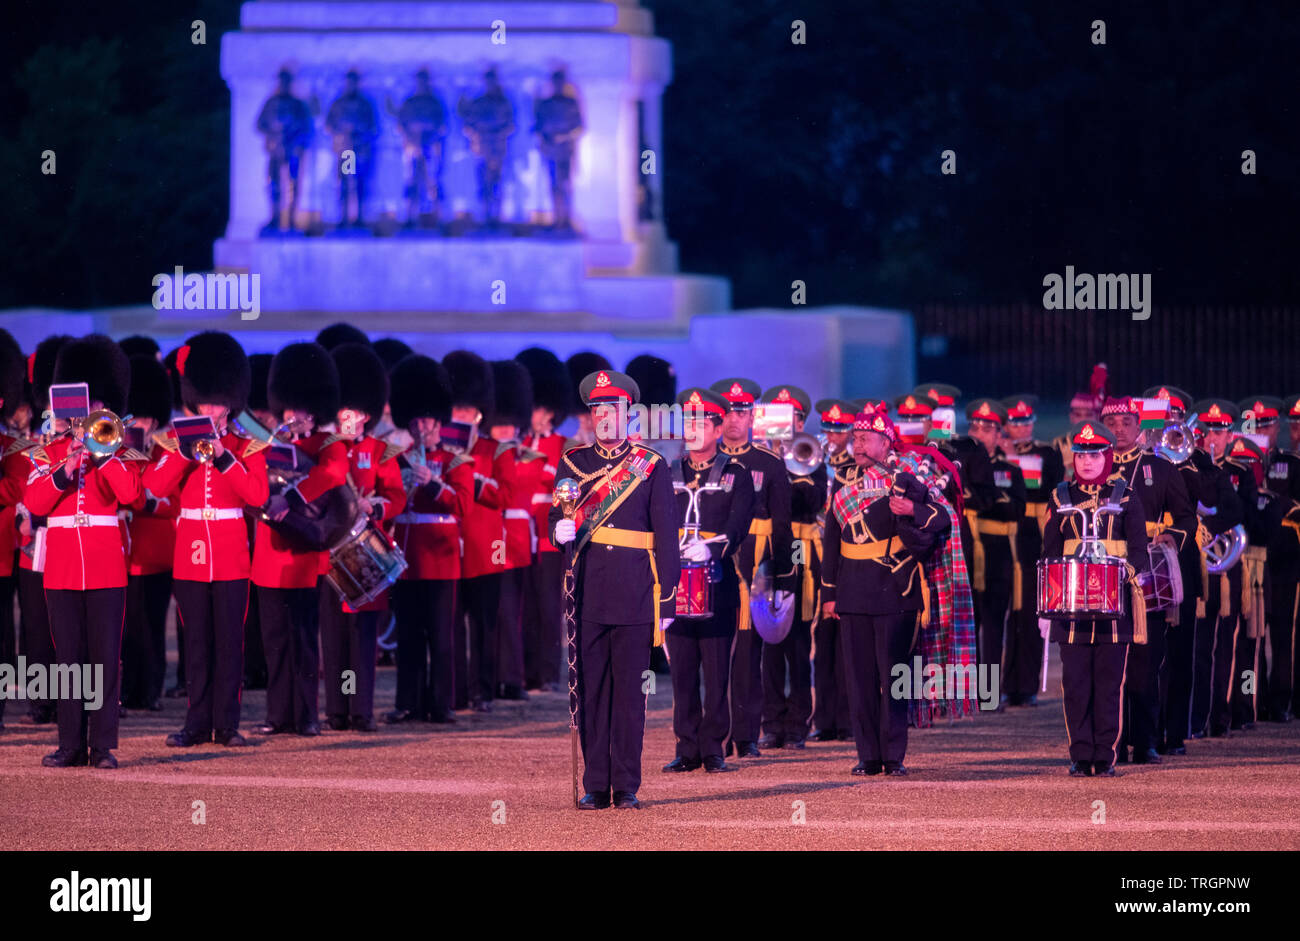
81;409;128;457
193;438;216;463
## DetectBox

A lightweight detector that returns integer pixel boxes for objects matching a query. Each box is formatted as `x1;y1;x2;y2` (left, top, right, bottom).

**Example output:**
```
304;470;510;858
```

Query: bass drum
1140;542;1184;611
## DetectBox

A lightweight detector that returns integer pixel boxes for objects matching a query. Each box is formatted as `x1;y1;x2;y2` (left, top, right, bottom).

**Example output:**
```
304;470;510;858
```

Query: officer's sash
573;445;659;554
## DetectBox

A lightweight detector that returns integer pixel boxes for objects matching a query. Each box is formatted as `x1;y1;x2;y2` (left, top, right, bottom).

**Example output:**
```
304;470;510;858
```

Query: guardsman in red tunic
488;359;537;701
119;354;178;713
27;336;145;769
318;342;406;732
0;329;33;733
146;332;269;748
444;351;516;712
516;347;572;692
253;342;350;737
386;355;474;724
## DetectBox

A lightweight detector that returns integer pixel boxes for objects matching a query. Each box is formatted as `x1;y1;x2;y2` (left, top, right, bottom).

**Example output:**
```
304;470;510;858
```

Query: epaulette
3;437;37;458
153;431;180;453
118;447;150;463
26;445;50;464
242;438;271;456
561;437;586;455
448;453;474;472
494;440;514;460
380;441;407;464
319;433;348;450
516;444;546;463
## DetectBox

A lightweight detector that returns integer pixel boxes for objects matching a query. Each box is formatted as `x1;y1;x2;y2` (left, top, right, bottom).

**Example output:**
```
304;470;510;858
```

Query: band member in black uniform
549;369;680;810
808;398;855;741
662;388;754;773
1101;396;1197;764
963;399;1027;688
1188;400;1247;739
759;384;821;750
1001;395;1066;706
821;407;950;775
1039;421;1150;776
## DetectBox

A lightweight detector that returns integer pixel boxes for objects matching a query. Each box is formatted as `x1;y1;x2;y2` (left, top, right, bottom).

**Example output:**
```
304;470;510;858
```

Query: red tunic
252;431;350;589
23;439;145;590
0;434;35;578
503;440;547;567
143;431;270;582
124;440;180;575
522;431;565;554
394;447;474;581
459;437;515;579
329;434;409;611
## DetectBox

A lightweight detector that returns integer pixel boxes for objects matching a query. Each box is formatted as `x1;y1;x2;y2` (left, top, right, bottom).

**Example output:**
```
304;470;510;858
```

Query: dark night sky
2;0;1297;311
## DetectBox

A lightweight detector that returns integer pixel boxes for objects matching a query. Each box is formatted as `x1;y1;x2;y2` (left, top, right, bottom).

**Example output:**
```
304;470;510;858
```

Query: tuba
1205;524;1248;573
1153;420;1195;464
782;431;824;476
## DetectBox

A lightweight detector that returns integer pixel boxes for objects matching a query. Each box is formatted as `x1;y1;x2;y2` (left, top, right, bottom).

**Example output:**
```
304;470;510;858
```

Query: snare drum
675;559;714;619
1139;542;1184;611
1037;556;1127;620
326;516;409;610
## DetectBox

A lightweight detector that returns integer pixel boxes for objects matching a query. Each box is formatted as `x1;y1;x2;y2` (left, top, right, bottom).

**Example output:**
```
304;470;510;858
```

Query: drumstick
1040;628;1050;693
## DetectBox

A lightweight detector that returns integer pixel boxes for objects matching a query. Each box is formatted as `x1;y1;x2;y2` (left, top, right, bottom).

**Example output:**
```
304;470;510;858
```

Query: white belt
395;513;456;525
47;514;119;529
180;507;244;521
531;492;552;505
504;509;531;520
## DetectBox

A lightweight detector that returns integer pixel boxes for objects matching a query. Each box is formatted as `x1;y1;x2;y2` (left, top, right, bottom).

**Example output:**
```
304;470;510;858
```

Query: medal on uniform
751;469;764;491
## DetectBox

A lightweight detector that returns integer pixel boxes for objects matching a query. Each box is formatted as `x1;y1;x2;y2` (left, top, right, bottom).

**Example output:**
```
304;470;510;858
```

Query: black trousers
0;573;13;723
1159;592;1199;749
496;566;526;689
243;582;268;688
1267;577;1298;717
174;579;248;735
667;607;736;761
258;584;320;729
1227;617;1260;728
840;611;916;765
121;571;172;708
578;619;653;795
811;614;851;734
18;568;55;719
760;603;813;742
458;573;500;705
522;551;563;688
1004;563;1043;700
46;587;126;753
393;579;456;719
1059;641;1129;765
319;591;379;720
1122;614;1166;755
1192;567;1240;735
976;536;1014;673
728;626;764;744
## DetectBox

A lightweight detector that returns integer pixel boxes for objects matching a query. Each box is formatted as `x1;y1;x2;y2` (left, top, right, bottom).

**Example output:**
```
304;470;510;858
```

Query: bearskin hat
443;350;494;415
268;342;340;422
626;354;676;410
333;342;389;432
315;321;370;351
373;337;414;372
31;335;73;412
248;353;273;413
0;328;25;422
53;334;131;415
119;335;160;360
127;355;174;426
566;351;611;414
516;347;572;426
178;331;251;415
488;360;534;431
390;355;452;429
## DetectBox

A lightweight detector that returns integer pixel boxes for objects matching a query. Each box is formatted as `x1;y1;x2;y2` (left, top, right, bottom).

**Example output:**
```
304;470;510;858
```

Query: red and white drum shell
675;559;714;619
1037;556;1127;620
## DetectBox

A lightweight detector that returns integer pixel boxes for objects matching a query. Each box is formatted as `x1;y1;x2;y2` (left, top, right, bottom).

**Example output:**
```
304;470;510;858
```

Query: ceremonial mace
554;478;583;809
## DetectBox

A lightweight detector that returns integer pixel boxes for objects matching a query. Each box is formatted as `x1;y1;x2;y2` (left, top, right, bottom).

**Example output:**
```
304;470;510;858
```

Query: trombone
47;408;131;471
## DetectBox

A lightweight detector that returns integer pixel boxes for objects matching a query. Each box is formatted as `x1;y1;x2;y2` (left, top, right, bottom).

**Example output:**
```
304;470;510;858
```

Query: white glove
1038;618;1052;640
683;541;712;562
554;519;576;545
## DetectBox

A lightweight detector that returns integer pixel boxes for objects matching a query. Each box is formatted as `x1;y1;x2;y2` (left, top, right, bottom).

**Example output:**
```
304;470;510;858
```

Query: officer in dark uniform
549;369;680;810
1102;396;1197;764
1040;421;1149;776
1000;395;1066;706
758;384;821;750
662;388;754;773
809;398;856;741
963;399;1027;687
821;407;951;775
1188;400;1249;739
709;377;792;758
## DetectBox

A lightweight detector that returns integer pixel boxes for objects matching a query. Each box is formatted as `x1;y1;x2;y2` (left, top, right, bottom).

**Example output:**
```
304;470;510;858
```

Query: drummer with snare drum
661;388;755;775
1102;396;1198;765
1038;420;1150;777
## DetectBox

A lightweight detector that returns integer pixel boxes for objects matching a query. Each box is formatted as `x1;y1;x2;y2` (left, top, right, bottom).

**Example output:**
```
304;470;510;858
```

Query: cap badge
596;372;610;387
